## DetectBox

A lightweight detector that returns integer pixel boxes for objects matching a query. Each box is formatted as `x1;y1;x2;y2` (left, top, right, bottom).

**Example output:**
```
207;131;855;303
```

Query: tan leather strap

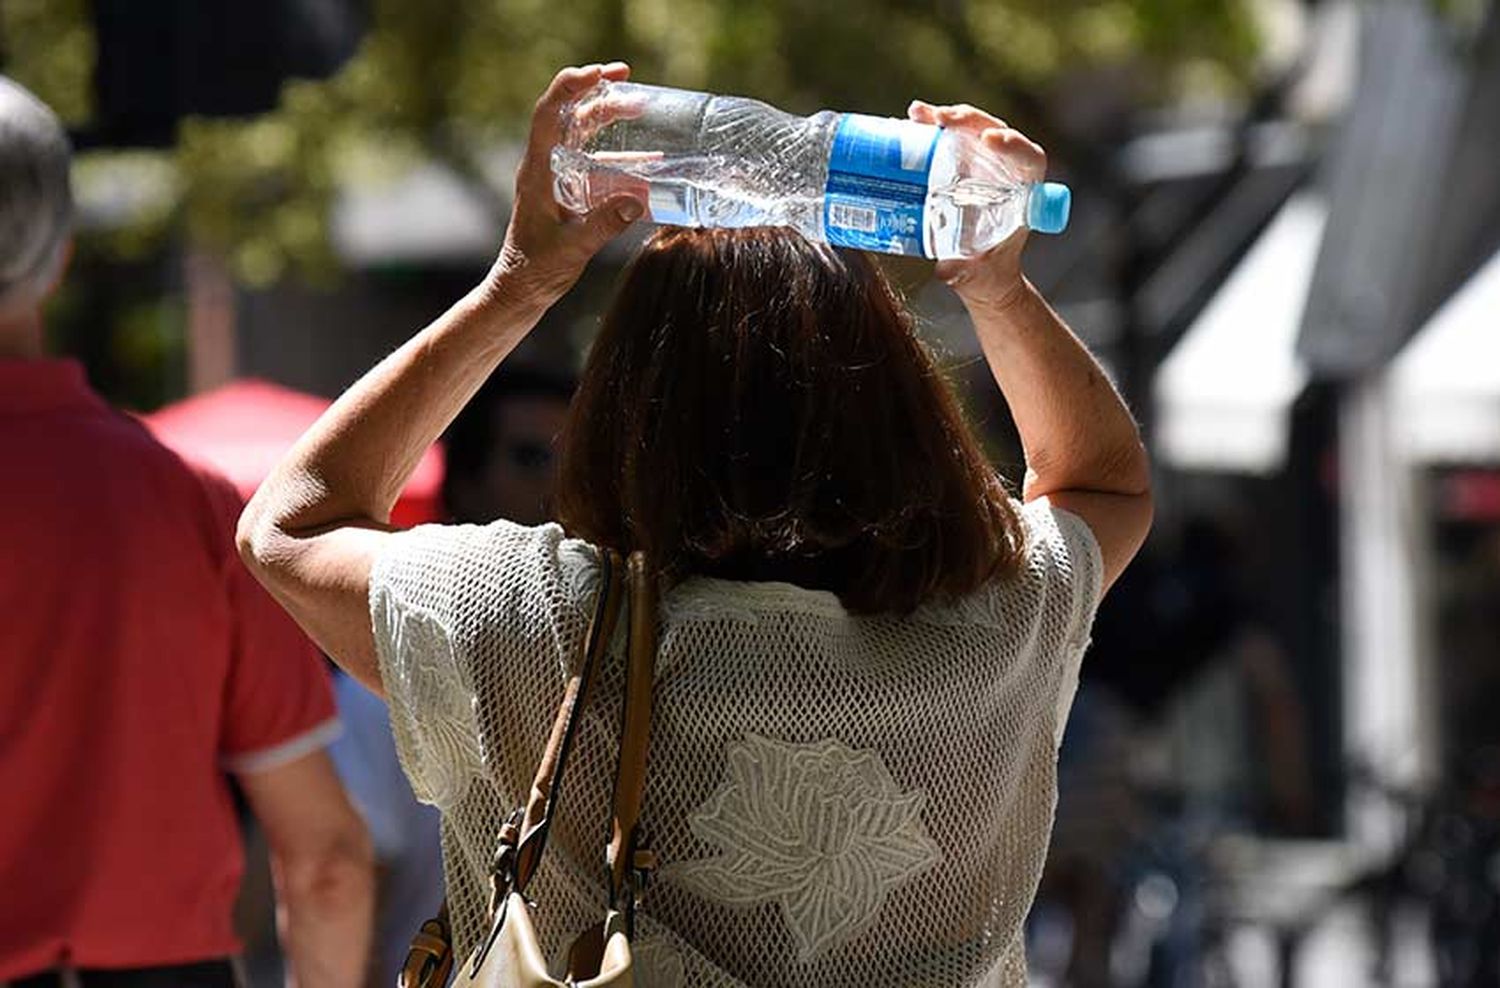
606;551;660;917
399;549;624;988
513;547;626;892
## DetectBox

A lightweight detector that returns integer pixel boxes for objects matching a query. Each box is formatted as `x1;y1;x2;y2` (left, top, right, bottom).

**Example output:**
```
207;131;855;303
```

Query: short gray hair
0;76;73;306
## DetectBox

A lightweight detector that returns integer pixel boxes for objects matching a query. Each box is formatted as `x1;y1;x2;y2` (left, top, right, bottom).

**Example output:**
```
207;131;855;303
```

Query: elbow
236;494;294;583
1023;435;1153;503
235;503;264;570
235;504;275;578
276;819;376;920
1104;433;1153;499
1136;483;1157;540
1115;446;1155;550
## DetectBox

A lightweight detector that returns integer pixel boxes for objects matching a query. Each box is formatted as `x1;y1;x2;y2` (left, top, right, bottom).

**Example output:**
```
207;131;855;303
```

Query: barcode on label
829;202;878;233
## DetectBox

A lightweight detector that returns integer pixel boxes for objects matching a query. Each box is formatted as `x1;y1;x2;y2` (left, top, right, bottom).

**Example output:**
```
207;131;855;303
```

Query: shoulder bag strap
399;547;626;988
512;546;626;891
605;551;660;927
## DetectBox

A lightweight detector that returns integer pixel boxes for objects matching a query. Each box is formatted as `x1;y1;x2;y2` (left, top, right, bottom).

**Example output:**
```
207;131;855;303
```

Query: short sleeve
327;671;440;860
368;520;599;809
201;474;339;773
1016;497;1104;745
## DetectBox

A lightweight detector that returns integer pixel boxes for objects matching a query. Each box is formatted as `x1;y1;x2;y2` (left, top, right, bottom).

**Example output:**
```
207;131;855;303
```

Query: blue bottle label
824;113;939;257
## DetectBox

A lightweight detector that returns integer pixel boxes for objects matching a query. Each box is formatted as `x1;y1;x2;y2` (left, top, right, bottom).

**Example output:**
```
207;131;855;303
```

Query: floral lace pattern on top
368;501;1105;986
665;735;944;961
372;597;485;810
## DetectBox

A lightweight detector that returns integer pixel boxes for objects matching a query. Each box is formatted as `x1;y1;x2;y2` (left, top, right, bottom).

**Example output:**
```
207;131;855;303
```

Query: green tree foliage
2;0;1258;286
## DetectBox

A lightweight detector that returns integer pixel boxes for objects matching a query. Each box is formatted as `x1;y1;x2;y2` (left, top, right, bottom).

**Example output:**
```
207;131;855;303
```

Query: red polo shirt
0;360;338;978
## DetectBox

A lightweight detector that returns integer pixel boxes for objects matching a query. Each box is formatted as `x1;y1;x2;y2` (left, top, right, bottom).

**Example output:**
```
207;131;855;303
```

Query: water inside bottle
925;179;1025;259
553;81;1042;259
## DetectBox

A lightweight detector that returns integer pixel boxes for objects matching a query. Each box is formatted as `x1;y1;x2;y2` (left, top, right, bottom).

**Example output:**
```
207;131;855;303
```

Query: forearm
234;63;640;689
274;840;376;988
967;279;1148;501
241;62;638;545
241;273;546;542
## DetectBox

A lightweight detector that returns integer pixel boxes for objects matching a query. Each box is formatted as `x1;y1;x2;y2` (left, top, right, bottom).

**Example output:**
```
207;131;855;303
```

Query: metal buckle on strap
399;921;455;988
618;842;658;937
486;811;524;917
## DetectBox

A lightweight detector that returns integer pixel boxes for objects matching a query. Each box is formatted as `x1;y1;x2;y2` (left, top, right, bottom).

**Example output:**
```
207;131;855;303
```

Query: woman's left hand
907;100;1046;311
489;62;645;310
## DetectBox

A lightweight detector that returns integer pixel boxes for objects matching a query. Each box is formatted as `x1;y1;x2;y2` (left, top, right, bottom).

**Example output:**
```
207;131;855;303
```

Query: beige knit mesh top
369;497;1101;987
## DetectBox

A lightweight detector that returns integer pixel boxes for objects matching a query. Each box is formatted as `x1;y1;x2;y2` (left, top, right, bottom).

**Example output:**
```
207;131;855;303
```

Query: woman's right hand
907;100;1047;312
488;62;646;312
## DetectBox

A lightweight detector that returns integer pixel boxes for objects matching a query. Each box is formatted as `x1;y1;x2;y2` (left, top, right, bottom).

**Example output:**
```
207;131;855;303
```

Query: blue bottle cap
1027;182;1071;234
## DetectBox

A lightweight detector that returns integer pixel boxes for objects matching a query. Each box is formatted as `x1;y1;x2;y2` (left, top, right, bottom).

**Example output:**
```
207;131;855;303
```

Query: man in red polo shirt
0;77;373;986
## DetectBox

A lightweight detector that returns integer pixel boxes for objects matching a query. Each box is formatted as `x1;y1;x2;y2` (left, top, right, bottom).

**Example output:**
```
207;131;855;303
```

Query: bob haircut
554;227;1025;614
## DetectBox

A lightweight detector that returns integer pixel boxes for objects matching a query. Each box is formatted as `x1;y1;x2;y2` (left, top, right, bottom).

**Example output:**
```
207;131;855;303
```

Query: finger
547;60;630;106
555;61;628;100
930;103;1008;133
577;192;646;251
539;63;605;110
529;63;630;153
980;128;1047;180
586;168;651;206
572;86;648;138
527;66;598;158
908;99;939;125
946;103;1008;130
980;127;1043;157
933;257;968;286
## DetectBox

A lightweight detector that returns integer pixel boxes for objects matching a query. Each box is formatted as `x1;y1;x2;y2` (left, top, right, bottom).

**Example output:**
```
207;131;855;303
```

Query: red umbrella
143;379;445;528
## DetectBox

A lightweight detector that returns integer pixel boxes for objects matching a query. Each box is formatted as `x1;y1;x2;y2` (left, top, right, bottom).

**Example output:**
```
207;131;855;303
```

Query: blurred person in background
442;364;575;526
239;63;1152;986
324;677;442;988
0;76;373;988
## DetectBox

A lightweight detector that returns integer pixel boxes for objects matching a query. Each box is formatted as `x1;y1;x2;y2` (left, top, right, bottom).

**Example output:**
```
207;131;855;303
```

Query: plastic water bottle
551;81;1071;260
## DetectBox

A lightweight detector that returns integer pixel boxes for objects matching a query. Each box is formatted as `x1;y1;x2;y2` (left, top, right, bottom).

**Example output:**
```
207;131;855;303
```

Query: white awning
1154;193;1325;474
331;161;501;264
1390;247;1500;464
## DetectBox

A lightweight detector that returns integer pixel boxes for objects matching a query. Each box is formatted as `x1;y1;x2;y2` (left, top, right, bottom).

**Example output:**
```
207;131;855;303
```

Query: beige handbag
399;549;659;988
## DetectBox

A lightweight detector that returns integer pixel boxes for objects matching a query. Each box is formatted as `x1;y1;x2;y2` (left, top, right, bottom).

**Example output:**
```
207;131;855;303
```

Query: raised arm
237;63;643;693
909;101;1152;590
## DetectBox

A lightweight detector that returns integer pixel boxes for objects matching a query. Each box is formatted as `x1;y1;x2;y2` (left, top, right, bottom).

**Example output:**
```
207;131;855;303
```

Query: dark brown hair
554;227;1024;614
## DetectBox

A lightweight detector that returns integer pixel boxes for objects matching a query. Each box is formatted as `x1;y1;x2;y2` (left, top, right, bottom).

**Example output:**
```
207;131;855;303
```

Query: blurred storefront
1147;1;1500;979
1391;247;1500;780
1159;0;1500;827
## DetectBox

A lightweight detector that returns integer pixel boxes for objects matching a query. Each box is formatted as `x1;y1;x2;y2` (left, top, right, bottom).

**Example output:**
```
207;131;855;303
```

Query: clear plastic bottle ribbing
551;81;1070;260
